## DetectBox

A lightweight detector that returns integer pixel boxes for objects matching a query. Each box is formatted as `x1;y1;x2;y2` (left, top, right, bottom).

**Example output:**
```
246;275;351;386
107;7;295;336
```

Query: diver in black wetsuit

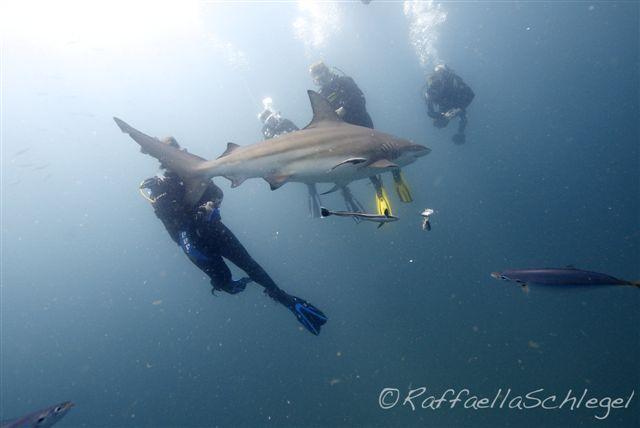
139;137;327;335
258;103;299;140
309;61;374;129
424;64;475;144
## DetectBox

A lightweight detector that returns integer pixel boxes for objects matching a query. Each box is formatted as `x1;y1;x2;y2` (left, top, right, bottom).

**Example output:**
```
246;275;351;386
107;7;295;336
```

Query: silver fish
320;207;398;228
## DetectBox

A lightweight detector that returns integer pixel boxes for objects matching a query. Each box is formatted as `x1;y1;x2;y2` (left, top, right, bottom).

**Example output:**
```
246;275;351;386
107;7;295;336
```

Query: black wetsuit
261;117;299;140
425;69;474;136
319;75;374;129
147;172;278;294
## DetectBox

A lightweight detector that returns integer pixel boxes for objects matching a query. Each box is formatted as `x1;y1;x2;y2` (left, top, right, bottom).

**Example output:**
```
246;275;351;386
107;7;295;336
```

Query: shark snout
411;145;431;157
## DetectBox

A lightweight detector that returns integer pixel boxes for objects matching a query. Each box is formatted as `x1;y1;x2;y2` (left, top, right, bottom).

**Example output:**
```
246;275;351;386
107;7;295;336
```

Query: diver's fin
331;157;368;171
263;174;290;190
320;207;332;217
267;289;328;336
393;170;413;203
369;159;399;170
320;184;340;195
303;90;343;129
218;142;240;159
375;187;392;216
291;298;328;335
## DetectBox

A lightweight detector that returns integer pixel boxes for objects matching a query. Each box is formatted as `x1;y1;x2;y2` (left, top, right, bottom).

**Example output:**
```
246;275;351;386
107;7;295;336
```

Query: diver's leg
340;185;365;212
211;222;329;335
307;183;322;218
452;110;467;144
458;110;467;133
212;221;279;291
178;230;239;293
339;185;363;224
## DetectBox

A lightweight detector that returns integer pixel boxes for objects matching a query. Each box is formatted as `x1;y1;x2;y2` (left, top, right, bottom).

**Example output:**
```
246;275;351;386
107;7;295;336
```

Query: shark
114;90;430;205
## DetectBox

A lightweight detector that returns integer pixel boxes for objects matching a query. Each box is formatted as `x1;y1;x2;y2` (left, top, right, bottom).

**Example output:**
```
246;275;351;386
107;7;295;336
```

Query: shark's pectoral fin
264;174;290;191
369;159;400;170
330;157;368;171
183;178;210;207
218;142;240;159
224;175;247;188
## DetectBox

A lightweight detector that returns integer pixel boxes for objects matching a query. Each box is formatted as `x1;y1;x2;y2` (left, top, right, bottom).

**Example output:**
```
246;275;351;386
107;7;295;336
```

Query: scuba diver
309;61;413;216
258;97;299;140
139;137;328;336
424;64;475;144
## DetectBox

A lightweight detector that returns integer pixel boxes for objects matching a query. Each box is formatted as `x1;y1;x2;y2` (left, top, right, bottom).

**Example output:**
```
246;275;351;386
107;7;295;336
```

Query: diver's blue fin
292;300;328;336
268;289;328;335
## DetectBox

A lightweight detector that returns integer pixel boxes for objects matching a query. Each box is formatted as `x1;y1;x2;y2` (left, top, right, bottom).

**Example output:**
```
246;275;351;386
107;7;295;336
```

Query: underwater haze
1;1;638;427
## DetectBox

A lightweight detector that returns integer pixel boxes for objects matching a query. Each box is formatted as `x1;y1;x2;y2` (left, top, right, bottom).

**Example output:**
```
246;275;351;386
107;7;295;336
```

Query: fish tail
629;280;640;289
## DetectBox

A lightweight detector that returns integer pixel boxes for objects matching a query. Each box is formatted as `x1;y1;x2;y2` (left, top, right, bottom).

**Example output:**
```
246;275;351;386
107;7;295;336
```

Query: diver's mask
139;177;165;203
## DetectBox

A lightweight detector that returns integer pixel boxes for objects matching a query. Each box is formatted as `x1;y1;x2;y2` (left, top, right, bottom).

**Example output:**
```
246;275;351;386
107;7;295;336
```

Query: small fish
491;267;640;290
1;401;74;428
12;148;31;157
320;207;398;228
420;208;434;231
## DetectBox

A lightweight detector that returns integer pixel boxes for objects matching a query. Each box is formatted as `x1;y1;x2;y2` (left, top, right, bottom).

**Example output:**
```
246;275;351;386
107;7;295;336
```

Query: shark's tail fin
114;117;211;206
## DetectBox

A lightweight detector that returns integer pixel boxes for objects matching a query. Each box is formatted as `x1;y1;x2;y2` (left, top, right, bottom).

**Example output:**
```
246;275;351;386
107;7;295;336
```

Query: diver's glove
433;114;449;129
266;288;328;336
196;201;221;224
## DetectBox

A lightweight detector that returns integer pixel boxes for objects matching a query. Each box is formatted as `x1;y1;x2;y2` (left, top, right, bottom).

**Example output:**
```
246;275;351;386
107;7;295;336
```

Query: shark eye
55;406;63;413
501;276;509;281
37;415;47;424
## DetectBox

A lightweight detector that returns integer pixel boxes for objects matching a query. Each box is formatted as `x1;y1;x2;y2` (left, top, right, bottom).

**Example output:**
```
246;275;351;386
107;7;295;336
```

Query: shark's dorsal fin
218;142;240;159
303;90;342;129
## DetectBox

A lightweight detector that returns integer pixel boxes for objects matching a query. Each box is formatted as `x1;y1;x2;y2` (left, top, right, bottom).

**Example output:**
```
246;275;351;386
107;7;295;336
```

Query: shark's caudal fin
303;90;343;129
113;117;211;206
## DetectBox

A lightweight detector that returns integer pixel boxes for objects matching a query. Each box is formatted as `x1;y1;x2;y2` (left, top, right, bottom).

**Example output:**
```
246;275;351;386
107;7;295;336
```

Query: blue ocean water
1;1;638;427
